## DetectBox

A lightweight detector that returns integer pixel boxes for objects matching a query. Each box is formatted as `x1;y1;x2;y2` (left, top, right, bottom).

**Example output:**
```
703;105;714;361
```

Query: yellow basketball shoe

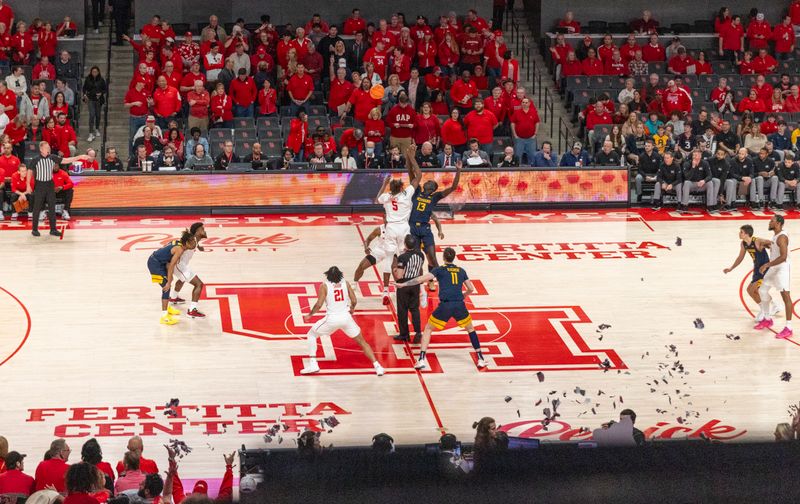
160;314;179;325
167;305;181;316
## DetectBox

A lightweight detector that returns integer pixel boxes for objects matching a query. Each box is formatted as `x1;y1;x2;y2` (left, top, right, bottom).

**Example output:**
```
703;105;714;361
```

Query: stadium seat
209;140;227;158
235;128;257;141
261;140;284;158
234;140;254;158
257;117;280;131
564;76;586;92
682;75;697;88
693;20;714;33
586;21;608;33
257;127;282;141
307;105;327;116
280;106;293;117
172;23;190;35
610;77;627;89
740;74;758;87
588;76;609;89
648;62;665;74
334;127;345;145
711;61;732;74
492;136;512;154
697;74;716;88
479;89;491;99
307;116;330;129
281;122;292;139
670;23;692;34
209;128;233;141
233;117;255;129
607;22;628;34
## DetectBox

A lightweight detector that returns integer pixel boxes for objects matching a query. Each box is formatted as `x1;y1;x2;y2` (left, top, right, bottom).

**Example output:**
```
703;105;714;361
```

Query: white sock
383;286;388;293
373;361;381;367
307;335;318;358
755;310;765;321
190;302;197;310
171;290;179;298
786;321;793;329
162;310;168;317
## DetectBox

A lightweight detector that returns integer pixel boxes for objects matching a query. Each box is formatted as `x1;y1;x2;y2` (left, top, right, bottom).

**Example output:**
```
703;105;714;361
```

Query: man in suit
437;144;461;167
404;68;428;111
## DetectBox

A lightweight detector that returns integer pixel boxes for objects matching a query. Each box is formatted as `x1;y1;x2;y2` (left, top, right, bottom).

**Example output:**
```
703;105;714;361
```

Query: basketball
369;84;385;100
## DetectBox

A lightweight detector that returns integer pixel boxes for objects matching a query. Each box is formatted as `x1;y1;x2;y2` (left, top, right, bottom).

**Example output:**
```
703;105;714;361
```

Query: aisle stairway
78;19;110;154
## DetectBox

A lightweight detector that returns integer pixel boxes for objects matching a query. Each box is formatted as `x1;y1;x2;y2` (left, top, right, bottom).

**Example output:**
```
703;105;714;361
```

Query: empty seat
234;128;257;140
258;127;282;140
670;23;692;34
257;116;281;131
209;128;233;141
564;76;587;91
588;76;609;89
607;22;629;34
233;117;254;129
492;136;512;153
172;23;191;36
307;116;330;129
711;61;733;74
234;140;254;158
586;21;608;33
307;105;327;116
261;140;284;158
693;20;714;33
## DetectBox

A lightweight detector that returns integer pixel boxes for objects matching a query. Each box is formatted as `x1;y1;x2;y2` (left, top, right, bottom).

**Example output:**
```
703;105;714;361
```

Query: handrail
100;9;112;162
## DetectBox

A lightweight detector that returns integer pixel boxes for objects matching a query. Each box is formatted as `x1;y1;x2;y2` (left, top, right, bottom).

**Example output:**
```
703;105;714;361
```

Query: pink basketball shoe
775;327;794;339
754;319;774;330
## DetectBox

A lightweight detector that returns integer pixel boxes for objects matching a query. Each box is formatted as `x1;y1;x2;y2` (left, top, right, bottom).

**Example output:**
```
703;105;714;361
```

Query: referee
30;141;88;237
392;234;425;343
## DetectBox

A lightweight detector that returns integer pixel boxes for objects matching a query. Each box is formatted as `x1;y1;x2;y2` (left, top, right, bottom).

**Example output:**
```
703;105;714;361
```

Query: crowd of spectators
116;6;538;171
0;2;96;220
0;434;232;503
544;3;800;208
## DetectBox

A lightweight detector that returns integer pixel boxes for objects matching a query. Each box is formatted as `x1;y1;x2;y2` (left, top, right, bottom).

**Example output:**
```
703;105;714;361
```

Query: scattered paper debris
536;372;545;383
781;371;792;382
693;318;704;329
504;396;512;403
675;237;682;246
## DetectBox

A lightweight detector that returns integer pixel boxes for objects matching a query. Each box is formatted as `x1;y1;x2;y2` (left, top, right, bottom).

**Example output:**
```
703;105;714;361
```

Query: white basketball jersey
771;231;790;264
178;247;195;267
324;279;351;314
378;186;414;223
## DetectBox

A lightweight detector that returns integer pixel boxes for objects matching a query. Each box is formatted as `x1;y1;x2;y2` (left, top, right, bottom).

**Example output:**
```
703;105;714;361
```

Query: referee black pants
396;285;421;338
31;180;57;232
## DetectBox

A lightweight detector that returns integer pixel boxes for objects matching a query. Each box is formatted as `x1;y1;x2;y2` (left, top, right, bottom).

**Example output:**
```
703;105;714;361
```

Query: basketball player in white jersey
375;144;422;253
301;266;385;375
755;215;793;339
354;223;396;305
171;222;207;318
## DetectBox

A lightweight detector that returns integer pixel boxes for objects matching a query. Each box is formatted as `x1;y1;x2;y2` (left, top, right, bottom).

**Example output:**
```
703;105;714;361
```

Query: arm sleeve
172;470;186;504
216;465;234;502
377;193;390;204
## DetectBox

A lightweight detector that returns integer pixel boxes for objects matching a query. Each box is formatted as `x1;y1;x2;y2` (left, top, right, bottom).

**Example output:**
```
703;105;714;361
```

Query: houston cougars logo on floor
204;282;626;376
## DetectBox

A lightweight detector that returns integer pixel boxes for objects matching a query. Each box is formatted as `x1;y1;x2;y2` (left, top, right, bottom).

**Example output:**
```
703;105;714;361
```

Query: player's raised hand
723;268;731;274
455;159;463;171
406;143;417;157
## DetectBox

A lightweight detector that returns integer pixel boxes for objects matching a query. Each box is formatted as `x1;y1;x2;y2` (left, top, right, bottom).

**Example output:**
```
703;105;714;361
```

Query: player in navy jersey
147;230;196;325
724;224;779;322
396;247;487;370
407;153;462;291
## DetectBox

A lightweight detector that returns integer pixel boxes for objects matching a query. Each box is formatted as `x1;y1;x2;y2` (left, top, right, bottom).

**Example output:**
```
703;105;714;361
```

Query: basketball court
1;208;798;483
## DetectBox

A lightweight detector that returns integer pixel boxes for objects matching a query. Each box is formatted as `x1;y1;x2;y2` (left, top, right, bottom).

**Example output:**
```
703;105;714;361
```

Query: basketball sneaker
300;360;321;375
413;333;422;344
754;318;774;330
167;305;181;316
187;308;206;318
374;363;385;376
414;357;428;370
775;327;794;339
382;294;391;305
477;358;488;368
420;288;428;308
169;296;186;304
159;314;178;325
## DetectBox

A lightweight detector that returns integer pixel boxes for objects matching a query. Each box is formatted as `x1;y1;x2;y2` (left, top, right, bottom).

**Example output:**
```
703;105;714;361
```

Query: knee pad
365;254;377;266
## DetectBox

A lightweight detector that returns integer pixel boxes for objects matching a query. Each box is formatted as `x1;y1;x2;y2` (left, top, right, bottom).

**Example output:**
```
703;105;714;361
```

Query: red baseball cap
493;30;503;37
192;481;208;494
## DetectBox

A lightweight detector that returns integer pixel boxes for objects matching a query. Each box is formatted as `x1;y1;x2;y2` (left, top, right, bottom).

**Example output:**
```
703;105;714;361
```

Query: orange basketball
370;84;385;100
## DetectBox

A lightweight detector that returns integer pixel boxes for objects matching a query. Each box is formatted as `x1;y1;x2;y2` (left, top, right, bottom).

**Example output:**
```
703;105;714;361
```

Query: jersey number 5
416;201;427;212
334;289;344;301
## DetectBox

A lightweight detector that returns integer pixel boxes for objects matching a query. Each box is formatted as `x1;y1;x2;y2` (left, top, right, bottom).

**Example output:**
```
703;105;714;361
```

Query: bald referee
30;141;88;237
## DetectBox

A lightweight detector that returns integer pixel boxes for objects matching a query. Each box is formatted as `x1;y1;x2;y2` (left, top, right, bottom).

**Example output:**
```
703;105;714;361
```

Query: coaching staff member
392;234;425;343
30;141;88;237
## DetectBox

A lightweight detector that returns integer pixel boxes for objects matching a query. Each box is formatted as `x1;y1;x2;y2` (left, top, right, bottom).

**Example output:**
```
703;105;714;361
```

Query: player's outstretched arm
438;162;462;199
406;144;422;188
375;175;391;204
397;272;435;287
723;243;746;274
432;214;444;239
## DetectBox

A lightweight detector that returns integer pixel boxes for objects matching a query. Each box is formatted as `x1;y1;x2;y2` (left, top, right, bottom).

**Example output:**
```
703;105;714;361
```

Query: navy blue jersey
150;242;178;265
743;238;769;283
432;263;468;302
409;186;445;225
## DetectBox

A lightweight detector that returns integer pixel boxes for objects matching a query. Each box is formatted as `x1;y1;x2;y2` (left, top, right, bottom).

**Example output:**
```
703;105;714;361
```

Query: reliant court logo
118;232;299;252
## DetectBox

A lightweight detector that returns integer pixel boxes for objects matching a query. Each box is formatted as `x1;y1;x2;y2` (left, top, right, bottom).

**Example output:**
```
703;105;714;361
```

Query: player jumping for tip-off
170;222;208;318
407;144;462;294
754;215;794;339
301;266;385;376
147;231;196;325
396;247;487;370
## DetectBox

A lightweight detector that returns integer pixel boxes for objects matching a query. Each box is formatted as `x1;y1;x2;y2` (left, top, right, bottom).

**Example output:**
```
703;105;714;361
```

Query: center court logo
118;233;299;252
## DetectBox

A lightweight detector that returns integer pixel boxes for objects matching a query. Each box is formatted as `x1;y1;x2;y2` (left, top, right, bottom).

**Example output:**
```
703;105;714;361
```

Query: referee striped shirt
31;155;62;182
397;250;425;281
